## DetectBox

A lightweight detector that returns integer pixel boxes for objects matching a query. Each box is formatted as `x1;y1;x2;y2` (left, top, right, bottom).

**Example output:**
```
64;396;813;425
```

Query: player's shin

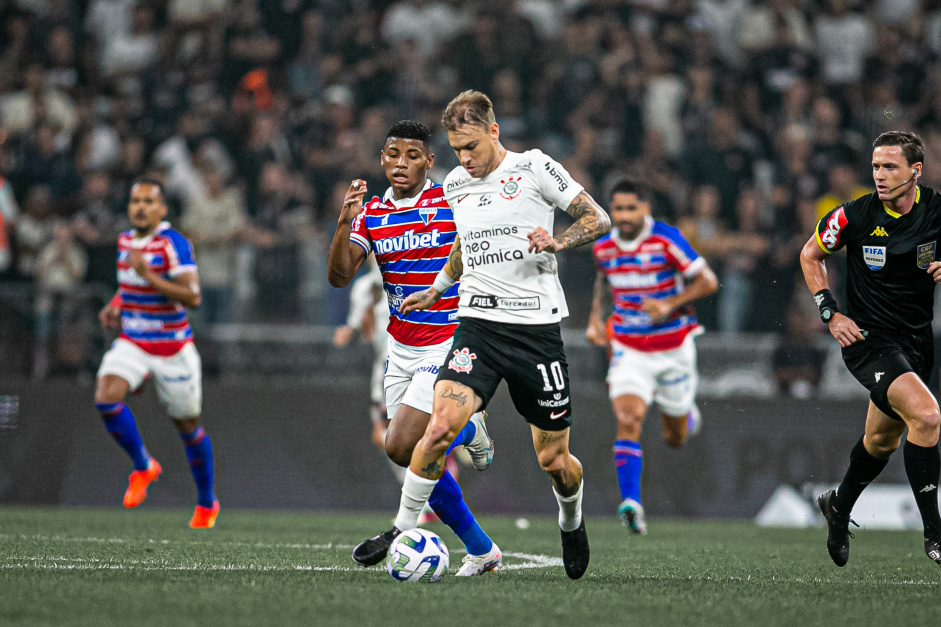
97;402;150;470
180;426;215;508
428;470;493;555
833;434;889;514
549;455;584;532
903;441;941;538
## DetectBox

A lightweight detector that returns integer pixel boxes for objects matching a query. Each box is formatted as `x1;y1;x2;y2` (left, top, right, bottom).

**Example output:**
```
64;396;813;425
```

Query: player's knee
912;406;941;434
423;416;460;453
537;449;567;476
385;437;413;467
867;431;901;456
614;409;643;432
662;426;686;448
94;385;123;406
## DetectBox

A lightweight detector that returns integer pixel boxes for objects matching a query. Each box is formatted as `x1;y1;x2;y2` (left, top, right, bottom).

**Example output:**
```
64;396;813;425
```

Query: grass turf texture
1;508;938;626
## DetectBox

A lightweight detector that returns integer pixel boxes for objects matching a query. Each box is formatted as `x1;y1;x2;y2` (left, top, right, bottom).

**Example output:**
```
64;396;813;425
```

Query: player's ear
490;122;500;142
426;151;435;170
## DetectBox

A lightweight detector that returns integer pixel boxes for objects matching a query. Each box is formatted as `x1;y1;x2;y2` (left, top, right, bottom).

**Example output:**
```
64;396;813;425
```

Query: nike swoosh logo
549;410;568;420
457;194;469;203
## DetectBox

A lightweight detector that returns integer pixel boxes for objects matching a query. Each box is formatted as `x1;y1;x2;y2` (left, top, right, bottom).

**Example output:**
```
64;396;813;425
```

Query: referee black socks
903;440;941;538
833;435;889;515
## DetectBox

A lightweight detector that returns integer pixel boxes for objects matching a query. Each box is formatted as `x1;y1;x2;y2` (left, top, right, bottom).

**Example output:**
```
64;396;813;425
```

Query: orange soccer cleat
123;458;162;508
189;500;220;529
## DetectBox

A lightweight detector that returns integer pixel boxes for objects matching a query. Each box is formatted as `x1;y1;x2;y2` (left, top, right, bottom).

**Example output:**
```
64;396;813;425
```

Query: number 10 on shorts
537;362;565;392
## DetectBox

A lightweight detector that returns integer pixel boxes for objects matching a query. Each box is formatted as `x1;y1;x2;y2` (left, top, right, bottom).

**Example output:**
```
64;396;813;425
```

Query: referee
800;131;941;570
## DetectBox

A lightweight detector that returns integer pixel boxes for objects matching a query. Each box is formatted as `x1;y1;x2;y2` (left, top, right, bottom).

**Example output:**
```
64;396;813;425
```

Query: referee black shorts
841;325;935;421
436;317;573;431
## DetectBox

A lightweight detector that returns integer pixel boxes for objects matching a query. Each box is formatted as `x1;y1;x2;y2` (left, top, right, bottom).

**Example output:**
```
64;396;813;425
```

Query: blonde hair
441;90;496;132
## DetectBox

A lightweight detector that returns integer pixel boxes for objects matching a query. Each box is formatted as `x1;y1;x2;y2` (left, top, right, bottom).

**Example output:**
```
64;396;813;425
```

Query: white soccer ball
386;528;449;583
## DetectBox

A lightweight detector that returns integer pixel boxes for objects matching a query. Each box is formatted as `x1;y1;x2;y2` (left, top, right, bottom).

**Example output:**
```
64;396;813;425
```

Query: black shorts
841;325;934;421
436;317;573;431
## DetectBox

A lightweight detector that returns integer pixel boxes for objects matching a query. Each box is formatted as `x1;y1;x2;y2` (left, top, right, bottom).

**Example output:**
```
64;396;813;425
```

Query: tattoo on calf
438;385;468;408
419;459;442;477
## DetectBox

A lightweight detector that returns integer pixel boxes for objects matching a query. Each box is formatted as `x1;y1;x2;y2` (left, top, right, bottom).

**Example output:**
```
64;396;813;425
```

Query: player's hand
98;305;121;330
641;298;673;323
340;179;368;224
126;249;149;277
585;316;608;348
399;287;440;314
927;261;941;283
333;325;354;347
527;227;560;254
828;312;866;347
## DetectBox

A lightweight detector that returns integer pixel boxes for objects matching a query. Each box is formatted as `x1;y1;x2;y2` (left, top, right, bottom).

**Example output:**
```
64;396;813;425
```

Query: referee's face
447;123;500;178
610;192;649;240
873;145;920;202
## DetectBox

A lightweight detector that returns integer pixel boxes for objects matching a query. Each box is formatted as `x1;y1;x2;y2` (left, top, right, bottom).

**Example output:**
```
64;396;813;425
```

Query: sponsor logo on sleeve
863;245;886;270
819;207;847;249
544;163;569;192
917;241;936;269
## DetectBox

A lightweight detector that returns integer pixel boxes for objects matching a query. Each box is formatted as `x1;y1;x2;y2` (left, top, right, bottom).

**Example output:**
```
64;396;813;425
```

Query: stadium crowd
0;0;939;384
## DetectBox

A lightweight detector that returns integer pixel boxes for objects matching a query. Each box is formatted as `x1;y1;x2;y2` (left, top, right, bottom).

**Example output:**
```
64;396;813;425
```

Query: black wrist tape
814;288;839;323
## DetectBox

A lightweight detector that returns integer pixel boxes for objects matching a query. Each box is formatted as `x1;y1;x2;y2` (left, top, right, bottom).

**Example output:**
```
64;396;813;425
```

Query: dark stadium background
1;0;938;517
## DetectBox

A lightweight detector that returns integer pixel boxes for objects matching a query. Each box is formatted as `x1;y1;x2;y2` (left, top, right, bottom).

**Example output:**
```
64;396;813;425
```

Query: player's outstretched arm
327;179;369;287
799;235;865;347
528;191;611;254
400;236;462;314
586;270;610;347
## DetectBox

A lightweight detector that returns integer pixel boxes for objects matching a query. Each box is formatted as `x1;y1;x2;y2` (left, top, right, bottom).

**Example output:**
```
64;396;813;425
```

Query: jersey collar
611;216;654;251
883;185;920;218
382;179;433;209
131;221;170;247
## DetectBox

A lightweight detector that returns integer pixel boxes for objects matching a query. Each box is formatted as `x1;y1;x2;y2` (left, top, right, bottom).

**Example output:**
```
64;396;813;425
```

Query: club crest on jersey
917;241;936;269
448;347;477;373
863;245;886;270
419;205;437;225
500;176;523;200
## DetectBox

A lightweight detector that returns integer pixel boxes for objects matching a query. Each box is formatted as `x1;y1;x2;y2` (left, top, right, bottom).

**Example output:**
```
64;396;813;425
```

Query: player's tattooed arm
527;192;611;254
443;236;464;281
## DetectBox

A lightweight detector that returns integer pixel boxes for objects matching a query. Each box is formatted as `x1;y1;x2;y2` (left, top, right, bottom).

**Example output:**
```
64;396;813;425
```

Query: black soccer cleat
925;536;941;570
560;519;590;580
352;527;401;567
816;490;858;567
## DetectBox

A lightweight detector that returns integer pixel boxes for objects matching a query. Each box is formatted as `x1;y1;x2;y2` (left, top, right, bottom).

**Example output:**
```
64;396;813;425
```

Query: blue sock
445;419;476;455
180;427;215;508
614;439;643;503
97;402;149;471
428;469;493;555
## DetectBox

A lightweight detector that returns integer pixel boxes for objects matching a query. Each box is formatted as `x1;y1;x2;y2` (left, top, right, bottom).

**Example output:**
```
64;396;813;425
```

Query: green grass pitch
1;507;938;626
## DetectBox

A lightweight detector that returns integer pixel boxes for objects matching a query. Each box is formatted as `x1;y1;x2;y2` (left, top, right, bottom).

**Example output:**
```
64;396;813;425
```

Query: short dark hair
131;176;165;199
873;131;924;166
609;178;650;203
386;120;431;146
441;90;495;132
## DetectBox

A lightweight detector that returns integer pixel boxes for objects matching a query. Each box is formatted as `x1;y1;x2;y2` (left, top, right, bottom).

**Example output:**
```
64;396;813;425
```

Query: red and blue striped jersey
116;221;197;356
593;216;706;352
350;181;459;347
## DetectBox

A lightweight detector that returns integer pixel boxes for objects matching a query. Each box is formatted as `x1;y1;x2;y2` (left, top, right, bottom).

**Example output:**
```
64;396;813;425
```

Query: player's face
610;192;649;240
127;183;167;235
447;123;500;178
872;145;921;202
381;137;433;198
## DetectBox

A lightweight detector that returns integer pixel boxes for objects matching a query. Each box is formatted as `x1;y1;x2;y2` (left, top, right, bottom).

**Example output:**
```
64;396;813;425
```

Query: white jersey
442;149;583;325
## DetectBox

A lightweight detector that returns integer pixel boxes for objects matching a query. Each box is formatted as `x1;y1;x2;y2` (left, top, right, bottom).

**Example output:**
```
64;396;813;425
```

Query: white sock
394;469;439;531
386;457;407;485
553;481;584;532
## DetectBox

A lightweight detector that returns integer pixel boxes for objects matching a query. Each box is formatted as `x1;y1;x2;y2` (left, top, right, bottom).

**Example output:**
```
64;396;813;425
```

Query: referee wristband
431;271;456;295
814;289;839;324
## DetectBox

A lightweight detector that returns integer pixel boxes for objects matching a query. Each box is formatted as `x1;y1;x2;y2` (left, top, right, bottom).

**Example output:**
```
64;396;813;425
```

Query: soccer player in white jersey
329;121;501;576
355;91;611;579
95;178;218;529
587;179;717;534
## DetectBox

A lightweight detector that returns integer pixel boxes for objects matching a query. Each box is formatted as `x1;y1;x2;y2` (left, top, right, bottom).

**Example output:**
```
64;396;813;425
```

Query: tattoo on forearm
447;240;463;279
419;459;442;477
538;431;566;444
557;192;611;251
438;385;467;408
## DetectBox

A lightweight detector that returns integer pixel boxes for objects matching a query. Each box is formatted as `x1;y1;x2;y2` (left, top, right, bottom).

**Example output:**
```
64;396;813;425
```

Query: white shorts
607;334;698;417
97;339;202;418
384;336;452;418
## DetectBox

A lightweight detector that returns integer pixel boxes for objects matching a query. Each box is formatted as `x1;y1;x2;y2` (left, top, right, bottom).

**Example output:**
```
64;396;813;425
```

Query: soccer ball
386;528;449;583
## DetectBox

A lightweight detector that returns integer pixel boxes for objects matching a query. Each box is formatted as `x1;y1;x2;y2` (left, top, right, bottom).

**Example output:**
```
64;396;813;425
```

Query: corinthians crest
448;347;477;373
500;176;523;200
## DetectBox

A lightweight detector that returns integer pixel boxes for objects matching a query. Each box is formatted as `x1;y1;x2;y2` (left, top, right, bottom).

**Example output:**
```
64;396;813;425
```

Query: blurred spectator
696;0;748;68
381;0;459;58
20;122;81;204
772;304;827;399
815;162;872;222
71;170;126;287
32;220;88;379
0;63;77;138
718;188;769;333
814;0;874;86
0;172;18;273
182;165;249;324
15;185;54;278
101;3;158;77
222;0;281;92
